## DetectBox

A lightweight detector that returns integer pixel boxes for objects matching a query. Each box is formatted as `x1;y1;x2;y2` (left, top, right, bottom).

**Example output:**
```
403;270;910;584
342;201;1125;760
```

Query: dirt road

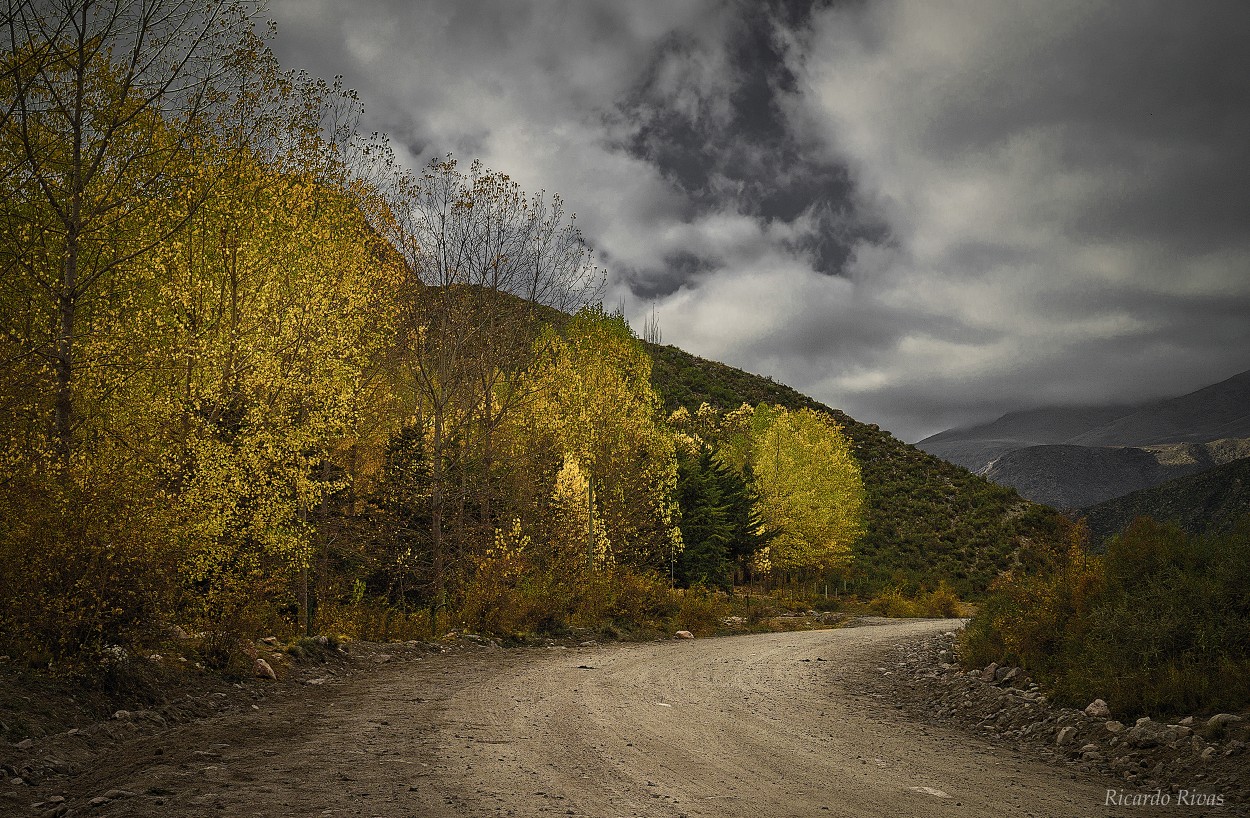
39;620;1137;816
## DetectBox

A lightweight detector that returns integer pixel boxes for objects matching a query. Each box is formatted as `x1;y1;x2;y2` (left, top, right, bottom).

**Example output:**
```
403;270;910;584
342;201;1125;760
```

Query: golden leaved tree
371;156;602;618
0;0;257;464
152;64;404;635
748;405;865;577
512;307;682;577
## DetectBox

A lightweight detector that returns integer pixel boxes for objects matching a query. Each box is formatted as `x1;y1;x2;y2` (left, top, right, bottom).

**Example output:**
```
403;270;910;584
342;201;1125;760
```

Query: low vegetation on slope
1081;456;1250;544
647;345;1068;598
960;517;1250;717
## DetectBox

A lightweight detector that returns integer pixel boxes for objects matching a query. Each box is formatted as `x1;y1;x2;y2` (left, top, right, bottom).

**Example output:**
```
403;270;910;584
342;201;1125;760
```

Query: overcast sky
268;0;1250;443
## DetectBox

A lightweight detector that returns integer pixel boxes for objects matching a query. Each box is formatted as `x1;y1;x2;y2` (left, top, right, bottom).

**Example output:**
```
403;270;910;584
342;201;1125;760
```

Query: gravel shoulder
3;618;1176;817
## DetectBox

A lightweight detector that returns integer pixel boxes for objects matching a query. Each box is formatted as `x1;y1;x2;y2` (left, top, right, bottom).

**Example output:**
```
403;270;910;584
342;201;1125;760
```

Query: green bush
0;473;179;674
961;517;1250;717
867;586;920;618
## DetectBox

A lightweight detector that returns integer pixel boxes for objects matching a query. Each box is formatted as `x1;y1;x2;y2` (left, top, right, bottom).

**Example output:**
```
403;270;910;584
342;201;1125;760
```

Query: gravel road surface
42;619;1136;817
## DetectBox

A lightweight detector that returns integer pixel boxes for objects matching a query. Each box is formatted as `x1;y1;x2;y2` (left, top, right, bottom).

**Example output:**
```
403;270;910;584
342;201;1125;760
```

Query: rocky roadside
0;632;514;817
871;628;1250;813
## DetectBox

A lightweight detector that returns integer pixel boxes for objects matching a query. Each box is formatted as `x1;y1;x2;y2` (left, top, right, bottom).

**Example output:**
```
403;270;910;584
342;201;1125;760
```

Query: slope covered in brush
1080;456;1250;545
646;344;1067;597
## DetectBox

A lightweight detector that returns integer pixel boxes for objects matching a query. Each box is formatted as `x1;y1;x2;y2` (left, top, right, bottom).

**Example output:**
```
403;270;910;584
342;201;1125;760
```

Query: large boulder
254;658;277;681
1206;713;1243;732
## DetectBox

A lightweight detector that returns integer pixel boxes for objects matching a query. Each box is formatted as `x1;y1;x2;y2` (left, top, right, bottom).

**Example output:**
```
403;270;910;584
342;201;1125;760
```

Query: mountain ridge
915;367;1250;507
1080;456;1250;544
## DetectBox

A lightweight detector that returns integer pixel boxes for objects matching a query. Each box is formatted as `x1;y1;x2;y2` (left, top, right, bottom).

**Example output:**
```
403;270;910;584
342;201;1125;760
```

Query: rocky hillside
878;631;1250;805
646;344;1068;597
917;405;1135;472
981;439;1250;510
1080;456;1250;544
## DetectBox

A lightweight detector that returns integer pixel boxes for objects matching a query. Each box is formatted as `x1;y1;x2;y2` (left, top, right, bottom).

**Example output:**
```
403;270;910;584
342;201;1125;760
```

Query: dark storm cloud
613;0;882;284
608;251;717;301
267;1;1250;442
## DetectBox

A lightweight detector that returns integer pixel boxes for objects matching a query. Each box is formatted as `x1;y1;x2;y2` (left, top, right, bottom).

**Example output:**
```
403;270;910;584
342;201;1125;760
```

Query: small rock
102;789;134;799
675;630;695;639
111;710;131;720
88;796;110;806
1106;720;1126;734
169;624;190;639
1126;718;1188;748
1179;716;1195;726
260;636;279;646
979;662;998;682
254;658;277;680
938;650;953;664
1200;746;1217;760
47;796;65;804
1057;726;1078;746
372;654;393;664
1084;699;1111;719
14;738;32;749
999;667;1026;687
1206;713;1243;731
314;635;330;646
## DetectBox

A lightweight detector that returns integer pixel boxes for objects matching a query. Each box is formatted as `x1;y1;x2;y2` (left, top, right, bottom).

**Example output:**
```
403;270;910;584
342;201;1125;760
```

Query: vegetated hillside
1080;456;1250;545
646;344;1067;597
981;438;1250;510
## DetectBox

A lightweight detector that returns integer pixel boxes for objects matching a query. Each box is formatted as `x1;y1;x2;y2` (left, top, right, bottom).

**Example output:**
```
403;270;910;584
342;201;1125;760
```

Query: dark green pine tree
675;448;736;589
713;457;774;583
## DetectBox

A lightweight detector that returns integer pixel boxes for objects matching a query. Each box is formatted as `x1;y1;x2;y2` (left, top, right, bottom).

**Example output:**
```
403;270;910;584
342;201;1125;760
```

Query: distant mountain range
916;369;1250;509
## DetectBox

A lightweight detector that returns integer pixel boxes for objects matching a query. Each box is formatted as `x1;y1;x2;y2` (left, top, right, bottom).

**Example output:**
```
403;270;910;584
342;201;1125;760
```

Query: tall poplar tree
0;0;257;462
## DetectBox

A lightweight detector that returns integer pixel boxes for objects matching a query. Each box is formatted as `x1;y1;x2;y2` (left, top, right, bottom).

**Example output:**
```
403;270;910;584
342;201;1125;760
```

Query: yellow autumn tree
514;306;682;575
749;405;865;576
550;454;610;571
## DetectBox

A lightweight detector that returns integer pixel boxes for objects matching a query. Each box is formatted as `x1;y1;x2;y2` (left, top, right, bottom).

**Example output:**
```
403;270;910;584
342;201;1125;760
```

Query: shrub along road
23;621;1137;817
